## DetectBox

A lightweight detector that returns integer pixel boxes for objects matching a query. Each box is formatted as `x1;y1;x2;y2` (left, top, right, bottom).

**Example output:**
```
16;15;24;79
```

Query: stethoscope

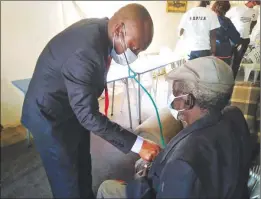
118;26;166;149
113;26;166;172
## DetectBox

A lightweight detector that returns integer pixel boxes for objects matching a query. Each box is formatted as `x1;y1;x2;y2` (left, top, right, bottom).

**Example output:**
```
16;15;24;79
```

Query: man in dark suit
21;3;160;199
97;56;252;199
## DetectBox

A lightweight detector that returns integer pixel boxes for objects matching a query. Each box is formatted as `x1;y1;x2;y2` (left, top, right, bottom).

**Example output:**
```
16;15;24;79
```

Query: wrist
131;136;144;154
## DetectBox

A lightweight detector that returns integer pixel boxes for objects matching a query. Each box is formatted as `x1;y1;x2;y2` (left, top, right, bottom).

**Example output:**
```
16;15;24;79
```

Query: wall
63;1;196;52
1;1;195;127
1;1;64;126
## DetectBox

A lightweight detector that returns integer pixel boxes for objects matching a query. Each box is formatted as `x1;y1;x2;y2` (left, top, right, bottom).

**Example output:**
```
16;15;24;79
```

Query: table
111;54;182;124
132;54;181;124
106;65;133;128
12;78;31;94
12;78;32;147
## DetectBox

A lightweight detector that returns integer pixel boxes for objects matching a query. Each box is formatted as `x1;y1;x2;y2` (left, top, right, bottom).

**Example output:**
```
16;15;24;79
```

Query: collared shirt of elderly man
97;56;252;199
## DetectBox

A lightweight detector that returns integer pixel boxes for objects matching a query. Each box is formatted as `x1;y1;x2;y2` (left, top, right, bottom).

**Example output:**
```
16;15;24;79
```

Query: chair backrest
254;32;260;48
248;165;260;199
247;48;260;64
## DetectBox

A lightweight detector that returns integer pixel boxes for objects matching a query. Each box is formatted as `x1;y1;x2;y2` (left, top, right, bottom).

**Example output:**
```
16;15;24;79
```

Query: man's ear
113;22;125;37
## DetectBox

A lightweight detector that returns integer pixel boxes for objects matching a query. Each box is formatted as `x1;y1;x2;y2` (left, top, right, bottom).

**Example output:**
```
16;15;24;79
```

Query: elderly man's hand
139;139;161;162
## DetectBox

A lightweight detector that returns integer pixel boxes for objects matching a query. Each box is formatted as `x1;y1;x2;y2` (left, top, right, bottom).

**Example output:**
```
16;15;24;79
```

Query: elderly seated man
97;56;252;199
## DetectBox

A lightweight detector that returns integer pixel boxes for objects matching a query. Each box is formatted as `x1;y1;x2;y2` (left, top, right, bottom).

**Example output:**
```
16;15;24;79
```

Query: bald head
108;3;154;56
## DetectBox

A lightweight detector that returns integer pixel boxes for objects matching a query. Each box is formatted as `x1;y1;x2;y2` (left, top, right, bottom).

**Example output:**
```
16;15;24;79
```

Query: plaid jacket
230;81;260;142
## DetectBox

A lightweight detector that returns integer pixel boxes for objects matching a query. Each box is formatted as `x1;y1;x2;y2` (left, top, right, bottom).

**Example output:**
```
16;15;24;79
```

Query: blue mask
110;33;138;66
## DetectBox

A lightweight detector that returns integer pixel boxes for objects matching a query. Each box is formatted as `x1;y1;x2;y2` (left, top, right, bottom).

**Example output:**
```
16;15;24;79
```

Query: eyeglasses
168;93;195;111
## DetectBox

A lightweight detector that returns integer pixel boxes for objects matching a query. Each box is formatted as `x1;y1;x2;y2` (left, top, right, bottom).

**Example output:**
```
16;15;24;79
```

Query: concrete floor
0;69;257;198
1;133;140;198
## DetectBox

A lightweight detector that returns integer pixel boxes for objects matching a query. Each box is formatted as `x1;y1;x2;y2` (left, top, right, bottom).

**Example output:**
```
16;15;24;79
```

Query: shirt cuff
131;136;144;154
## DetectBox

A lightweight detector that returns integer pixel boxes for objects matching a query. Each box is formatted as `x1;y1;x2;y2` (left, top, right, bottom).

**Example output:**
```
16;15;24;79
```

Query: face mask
168;105;179;120
111;30;138;66
168;94;188;120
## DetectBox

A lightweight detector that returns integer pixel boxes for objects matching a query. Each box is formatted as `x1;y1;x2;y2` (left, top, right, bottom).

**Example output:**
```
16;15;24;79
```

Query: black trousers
31;120;95;199
231;38;250;79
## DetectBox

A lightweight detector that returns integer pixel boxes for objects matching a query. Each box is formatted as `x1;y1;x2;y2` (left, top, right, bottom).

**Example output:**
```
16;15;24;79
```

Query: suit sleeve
157;160;201;198
61;49;137;153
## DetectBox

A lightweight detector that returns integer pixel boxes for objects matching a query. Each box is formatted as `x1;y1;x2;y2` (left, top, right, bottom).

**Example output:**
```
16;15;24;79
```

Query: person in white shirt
178;1;220;60
250;5;260;46
226;1;260;78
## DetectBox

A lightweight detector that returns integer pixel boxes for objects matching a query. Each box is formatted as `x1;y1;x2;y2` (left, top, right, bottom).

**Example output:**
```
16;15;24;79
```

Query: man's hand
138;139;161;162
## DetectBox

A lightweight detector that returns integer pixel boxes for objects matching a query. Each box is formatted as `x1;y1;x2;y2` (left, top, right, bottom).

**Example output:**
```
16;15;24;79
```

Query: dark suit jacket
126;106;251;198
21;18;137;154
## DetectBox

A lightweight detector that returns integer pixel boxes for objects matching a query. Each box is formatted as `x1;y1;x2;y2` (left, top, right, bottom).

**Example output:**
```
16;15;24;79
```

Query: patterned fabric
230;81;260;142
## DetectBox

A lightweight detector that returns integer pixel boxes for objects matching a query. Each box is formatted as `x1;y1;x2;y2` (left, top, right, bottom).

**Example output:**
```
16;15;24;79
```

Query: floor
1;75;170;198
0;69;257;198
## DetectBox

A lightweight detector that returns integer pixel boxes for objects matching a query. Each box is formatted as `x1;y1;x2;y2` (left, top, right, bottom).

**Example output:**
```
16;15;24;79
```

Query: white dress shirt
131;136;144;153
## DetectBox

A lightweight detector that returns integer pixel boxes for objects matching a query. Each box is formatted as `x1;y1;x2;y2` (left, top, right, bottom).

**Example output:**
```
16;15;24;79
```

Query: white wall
1;1;64;126
63;1;195;52
1;1;195;126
